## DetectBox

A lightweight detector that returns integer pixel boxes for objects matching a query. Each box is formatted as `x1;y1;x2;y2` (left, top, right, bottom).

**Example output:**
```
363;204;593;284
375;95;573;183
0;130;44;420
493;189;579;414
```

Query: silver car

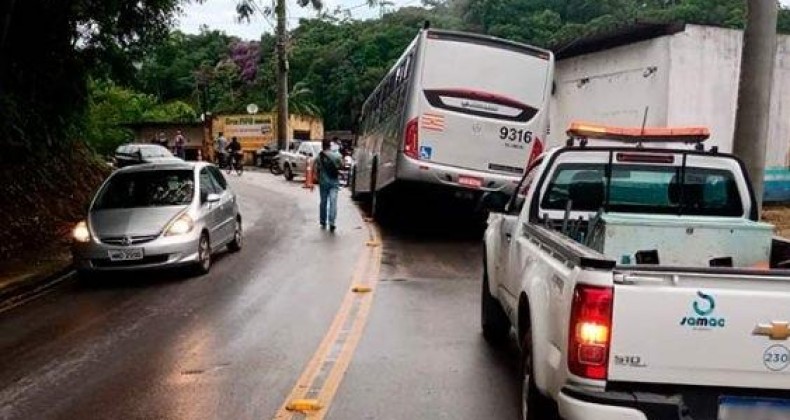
72;162;242;276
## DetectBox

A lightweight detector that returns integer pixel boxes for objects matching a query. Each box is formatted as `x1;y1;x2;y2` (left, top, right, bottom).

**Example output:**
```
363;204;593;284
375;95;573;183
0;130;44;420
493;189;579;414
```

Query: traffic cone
304;159;314;189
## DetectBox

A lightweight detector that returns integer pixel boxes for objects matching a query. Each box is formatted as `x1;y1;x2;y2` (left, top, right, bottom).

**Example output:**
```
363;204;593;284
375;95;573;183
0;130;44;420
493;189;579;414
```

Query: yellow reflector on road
286;399;322;412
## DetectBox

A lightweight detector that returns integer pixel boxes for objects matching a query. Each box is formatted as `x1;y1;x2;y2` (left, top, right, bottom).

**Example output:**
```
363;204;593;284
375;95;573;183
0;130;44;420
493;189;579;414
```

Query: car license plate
458;175;483;189
719;396;790;420
108;248;144;262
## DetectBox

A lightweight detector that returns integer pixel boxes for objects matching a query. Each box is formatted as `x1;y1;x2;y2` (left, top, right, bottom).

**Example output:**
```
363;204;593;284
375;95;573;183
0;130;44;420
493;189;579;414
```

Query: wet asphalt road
0;171;520;420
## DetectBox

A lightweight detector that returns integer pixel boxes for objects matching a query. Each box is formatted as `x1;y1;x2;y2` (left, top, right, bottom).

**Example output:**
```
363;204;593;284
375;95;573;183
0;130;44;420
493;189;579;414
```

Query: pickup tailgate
609;271;790;389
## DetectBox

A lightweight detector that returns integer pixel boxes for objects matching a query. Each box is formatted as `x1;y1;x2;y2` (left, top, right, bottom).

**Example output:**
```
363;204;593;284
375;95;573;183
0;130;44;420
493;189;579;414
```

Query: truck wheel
481;267;510;345
521;327;557;420
284;164;294;181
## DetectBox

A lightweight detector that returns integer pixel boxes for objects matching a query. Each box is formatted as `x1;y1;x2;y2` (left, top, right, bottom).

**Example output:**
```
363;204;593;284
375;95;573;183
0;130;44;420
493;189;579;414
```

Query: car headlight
73;220;91;243
165;214;194;236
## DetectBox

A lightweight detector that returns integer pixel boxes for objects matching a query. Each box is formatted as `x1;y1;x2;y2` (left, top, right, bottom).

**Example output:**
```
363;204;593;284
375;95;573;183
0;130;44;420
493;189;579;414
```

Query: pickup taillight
568;285;613;380
404;118;419;159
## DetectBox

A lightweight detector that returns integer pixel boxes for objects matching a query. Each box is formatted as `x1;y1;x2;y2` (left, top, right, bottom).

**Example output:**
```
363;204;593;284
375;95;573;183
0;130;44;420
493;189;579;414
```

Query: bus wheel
369;165;378;218
350;168;361;201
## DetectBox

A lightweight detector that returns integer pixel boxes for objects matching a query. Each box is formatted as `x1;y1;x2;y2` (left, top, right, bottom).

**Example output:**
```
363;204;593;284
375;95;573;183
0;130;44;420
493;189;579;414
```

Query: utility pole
732;0;777;213
275;0;289;151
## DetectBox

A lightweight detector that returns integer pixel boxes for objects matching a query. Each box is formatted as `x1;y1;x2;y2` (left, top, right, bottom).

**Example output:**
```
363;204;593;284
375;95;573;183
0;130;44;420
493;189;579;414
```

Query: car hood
89;206;188;238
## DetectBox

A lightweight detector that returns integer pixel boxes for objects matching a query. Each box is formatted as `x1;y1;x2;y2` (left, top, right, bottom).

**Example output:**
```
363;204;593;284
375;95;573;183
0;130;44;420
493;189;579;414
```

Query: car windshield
541;163;744;216
93;170;194;209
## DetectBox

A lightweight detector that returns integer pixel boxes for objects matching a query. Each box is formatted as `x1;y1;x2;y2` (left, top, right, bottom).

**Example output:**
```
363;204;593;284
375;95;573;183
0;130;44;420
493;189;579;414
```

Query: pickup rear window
541;163;743;216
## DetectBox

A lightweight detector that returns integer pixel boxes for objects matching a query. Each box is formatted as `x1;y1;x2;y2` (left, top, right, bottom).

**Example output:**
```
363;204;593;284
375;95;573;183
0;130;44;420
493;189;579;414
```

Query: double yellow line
272;222;383;420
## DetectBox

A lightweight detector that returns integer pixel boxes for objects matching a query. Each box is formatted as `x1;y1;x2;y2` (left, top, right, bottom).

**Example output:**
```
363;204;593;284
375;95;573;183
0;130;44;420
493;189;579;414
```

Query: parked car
279;141;322;181
72;161;242;276
114;144;182;168
482;122;790;420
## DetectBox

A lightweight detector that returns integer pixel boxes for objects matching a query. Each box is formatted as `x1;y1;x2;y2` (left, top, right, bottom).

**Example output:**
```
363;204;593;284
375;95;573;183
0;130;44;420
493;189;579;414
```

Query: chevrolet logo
753;321;790;340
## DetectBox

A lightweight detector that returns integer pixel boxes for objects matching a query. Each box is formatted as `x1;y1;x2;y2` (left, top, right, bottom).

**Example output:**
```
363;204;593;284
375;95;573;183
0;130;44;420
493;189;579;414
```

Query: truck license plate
458;176;483;189
108;248;144;262
719;396;790;420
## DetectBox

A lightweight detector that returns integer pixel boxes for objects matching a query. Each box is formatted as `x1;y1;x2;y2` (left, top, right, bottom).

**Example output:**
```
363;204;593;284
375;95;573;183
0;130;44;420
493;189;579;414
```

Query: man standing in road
215;132;228;166
174;130;187;159
313;139;342;232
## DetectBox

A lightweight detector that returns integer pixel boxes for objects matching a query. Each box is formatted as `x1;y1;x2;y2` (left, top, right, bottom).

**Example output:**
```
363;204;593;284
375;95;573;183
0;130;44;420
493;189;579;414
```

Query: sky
177;0;419;40
179;0;790;41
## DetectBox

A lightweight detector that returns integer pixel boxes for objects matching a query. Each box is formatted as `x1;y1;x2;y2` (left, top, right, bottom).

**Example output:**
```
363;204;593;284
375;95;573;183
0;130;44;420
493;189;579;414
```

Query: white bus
351;28;555;215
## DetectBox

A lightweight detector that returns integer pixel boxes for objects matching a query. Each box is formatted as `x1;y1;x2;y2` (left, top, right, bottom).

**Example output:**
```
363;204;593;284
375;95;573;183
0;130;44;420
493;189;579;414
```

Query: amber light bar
567;121;710;143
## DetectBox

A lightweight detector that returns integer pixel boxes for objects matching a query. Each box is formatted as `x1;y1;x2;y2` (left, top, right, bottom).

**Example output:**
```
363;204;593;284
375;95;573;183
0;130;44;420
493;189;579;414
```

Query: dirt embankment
0;143;109;261
763;205;790;238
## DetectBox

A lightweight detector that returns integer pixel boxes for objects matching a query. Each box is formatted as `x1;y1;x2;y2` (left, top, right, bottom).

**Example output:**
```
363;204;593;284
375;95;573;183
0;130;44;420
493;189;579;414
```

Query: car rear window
93;170;194;209
541;163;743;216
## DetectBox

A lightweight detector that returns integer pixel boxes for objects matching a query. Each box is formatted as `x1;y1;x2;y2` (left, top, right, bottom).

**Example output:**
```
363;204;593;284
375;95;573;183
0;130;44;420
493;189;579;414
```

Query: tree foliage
0;0;201;158
85;81;197;156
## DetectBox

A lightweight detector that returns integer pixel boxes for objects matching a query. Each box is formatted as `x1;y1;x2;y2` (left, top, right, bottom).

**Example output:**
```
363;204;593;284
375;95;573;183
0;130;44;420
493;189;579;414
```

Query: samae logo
679;291;726;329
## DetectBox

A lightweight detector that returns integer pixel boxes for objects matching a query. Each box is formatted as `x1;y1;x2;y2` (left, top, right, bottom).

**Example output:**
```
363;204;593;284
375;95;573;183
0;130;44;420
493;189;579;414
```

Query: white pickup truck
482;123;790;420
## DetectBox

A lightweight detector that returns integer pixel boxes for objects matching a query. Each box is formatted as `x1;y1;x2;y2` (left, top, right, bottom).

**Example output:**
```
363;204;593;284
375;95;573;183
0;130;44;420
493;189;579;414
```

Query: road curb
0;266;75;314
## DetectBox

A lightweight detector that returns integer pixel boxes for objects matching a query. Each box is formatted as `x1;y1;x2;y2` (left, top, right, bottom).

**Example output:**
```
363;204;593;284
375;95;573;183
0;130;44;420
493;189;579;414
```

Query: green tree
0;0;198;158
85;80;197;156
137;29;238;105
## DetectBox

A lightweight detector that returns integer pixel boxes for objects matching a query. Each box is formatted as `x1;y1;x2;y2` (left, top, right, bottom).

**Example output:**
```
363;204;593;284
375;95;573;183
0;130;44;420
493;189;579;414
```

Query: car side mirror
206;193;221;203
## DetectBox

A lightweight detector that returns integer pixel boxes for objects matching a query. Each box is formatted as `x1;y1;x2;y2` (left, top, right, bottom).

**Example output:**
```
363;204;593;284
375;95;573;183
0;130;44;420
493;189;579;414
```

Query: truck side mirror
478;192;508;213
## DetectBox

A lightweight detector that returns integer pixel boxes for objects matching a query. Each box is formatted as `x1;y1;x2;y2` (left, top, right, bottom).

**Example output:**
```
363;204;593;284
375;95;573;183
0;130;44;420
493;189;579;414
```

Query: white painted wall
550;37;671;146
666;25;742;154
766;35;790;168
552;24;790;169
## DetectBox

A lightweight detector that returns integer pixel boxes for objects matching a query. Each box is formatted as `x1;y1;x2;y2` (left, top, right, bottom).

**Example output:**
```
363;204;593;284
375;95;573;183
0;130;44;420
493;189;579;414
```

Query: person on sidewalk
313;139;343;232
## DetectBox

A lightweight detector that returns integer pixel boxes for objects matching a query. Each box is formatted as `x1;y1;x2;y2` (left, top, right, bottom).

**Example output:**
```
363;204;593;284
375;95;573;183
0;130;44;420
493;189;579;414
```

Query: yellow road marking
272;222;382;420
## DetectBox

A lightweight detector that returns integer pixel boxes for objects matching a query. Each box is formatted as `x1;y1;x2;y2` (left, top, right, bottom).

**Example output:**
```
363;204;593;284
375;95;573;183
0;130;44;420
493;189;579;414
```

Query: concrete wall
289;114;324;141
132;126;204;149
666;25;743;155
552;24;790;169
550;37;672;145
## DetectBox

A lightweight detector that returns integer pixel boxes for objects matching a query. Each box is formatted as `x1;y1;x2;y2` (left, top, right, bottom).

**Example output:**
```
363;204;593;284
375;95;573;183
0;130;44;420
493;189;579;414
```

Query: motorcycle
269;153;284;176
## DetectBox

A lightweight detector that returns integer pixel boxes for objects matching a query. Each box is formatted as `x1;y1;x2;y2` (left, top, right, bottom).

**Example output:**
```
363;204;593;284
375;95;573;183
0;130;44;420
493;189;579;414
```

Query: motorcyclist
226;137;243;168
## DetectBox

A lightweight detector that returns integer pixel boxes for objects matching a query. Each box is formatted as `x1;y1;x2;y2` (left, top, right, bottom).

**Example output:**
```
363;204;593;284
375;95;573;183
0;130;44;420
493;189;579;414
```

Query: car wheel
520;325;557;420
195;233;211;275
228;218;242;252
481;260;510;345
284;164;294;181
